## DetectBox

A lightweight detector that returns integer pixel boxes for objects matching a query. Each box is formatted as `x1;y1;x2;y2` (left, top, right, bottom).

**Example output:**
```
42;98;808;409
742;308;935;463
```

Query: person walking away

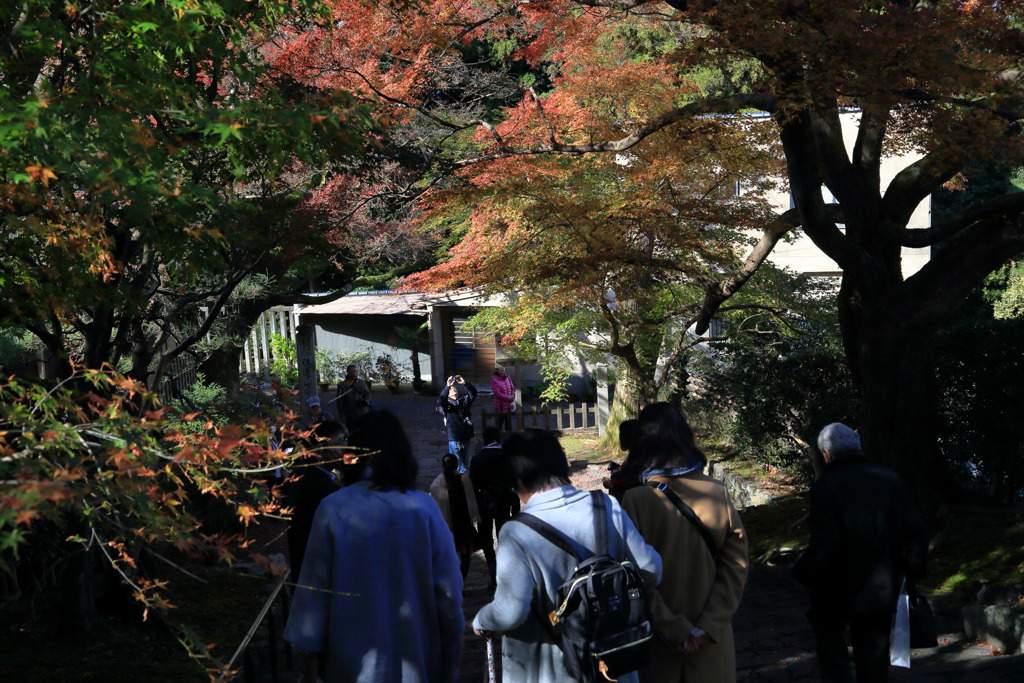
621;402;748;683
793;423;928;683
603;418;642;502
284;410;463;683
437;374;477;474
335;364;371;425
472;429;662;683
490;365;516;432
430;453;482;579
468;427;519;588
280;421;343;582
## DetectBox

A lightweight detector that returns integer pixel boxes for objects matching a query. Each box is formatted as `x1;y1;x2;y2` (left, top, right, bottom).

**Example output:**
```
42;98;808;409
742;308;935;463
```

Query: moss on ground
737;491;811;561
925;506;1024;606
738;484;1024;614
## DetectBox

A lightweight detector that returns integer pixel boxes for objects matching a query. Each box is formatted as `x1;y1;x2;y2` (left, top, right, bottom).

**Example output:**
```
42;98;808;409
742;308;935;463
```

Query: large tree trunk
196;345;245;398
844;292;951;512
599;359;658;451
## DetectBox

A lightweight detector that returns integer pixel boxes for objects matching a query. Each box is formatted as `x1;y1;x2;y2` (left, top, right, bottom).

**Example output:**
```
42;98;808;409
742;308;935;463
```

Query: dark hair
347;409;418;492
482;426;501;444
618;419;639;451
502;429;570;493
632;402;706;473
442;453;460;474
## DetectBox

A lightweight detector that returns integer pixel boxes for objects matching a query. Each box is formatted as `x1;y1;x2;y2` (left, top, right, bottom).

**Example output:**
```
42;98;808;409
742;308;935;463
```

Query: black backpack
514;491;653;682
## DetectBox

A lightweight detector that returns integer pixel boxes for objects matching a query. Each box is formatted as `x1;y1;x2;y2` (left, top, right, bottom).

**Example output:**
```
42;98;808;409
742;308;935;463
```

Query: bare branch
529;87;558;146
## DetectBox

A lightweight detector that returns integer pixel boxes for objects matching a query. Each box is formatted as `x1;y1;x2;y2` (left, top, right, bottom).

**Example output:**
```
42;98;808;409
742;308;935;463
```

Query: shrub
269;335;298;387
167;373;231;433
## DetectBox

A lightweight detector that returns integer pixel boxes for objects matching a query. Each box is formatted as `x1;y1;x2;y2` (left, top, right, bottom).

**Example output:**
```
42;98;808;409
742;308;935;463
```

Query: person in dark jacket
793;423;928;683
281;421;343;582
430;453;481;580
468;427;519;587
437;375;477;474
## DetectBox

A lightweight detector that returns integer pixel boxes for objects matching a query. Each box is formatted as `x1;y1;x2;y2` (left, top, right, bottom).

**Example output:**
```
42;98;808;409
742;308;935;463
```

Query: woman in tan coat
621;403;748;683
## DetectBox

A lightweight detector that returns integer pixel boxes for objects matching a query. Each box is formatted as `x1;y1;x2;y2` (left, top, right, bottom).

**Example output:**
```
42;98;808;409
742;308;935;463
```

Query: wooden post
596;365;609;436
296;322;318;409
260;311;272;378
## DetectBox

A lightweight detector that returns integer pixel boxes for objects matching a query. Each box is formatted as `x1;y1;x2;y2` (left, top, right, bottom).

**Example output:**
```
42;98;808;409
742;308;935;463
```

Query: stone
709;462;778;509
977;585;1024;606
962;604;1024;654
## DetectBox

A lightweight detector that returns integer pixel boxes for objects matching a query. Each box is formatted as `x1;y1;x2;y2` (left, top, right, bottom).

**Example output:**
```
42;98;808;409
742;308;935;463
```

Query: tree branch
897;191;1024;248
693;207;805;334
452;94;779;167
899;212;1024;330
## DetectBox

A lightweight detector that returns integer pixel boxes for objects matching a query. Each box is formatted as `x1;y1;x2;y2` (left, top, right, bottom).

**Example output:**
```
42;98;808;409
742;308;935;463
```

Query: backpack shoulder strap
514;512;585;562
590;490;609;556
648;481;719;560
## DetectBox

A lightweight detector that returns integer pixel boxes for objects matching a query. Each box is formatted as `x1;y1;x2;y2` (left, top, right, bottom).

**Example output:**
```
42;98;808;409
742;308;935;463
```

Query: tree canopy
270;0;1024;502
0;0;375;387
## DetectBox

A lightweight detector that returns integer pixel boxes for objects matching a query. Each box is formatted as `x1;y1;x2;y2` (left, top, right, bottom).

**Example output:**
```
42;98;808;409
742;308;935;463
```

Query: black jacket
282;464;338;580
437;383;477;441
793;456;928;616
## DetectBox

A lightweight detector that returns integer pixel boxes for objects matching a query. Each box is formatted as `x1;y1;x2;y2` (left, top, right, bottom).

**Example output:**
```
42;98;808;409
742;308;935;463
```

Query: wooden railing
480;402;598;435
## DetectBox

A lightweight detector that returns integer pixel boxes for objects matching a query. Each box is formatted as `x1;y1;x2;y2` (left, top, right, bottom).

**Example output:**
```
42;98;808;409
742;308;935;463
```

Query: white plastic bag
890;578;911;668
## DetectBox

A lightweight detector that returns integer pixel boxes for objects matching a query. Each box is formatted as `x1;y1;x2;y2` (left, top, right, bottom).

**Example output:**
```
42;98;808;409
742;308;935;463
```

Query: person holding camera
437;374;477;474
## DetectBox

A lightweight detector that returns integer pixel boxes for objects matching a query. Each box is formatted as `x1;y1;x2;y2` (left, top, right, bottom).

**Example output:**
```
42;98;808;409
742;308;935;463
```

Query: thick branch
899;212;1024;330
453;94;778;167
693;207;804;334
882;146;969;226
150;261;258;389
897;191;1024;248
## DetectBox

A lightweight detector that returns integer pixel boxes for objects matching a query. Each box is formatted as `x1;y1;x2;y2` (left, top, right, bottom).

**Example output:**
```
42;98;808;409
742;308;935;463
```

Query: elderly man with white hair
793;423;928;683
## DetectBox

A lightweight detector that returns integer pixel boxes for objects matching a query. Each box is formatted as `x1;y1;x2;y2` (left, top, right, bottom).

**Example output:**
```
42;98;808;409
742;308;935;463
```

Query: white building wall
764;111;930;277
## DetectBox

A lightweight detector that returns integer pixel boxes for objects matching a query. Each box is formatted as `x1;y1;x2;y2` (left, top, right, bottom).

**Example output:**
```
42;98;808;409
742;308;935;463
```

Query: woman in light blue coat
284;410;464;683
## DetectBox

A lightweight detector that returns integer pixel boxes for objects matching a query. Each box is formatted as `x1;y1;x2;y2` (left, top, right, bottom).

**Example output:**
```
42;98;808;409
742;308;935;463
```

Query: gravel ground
569;461;612;492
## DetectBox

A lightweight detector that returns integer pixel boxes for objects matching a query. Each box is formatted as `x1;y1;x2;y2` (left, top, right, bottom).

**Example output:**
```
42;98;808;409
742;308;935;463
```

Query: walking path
365;390;1024;683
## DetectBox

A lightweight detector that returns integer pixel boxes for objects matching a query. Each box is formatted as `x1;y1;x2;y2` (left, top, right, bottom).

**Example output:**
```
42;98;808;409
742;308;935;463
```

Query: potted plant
315;348;346;392
375;353;404;394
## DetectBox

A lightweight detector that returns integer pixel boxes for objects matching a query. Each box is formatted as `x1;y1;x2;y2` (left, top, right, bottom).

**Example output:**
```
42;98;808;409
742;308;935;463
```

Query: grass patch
0;518;290;682
560;433;618;465
0;590;203;682
736;491;810;561
0;564;279;682
925;506;1024;606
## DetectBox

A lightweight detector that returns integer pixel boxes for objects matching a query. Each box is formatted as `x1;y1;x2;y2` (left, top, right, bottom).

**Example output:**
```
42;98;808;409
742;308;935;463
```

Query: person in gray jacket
472;429;662;683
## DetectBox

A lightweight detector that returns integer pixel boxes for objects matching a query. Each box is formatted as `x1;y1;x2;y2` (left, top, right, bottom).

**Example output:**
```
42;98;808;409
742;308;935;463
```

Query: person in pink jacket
490;366;516;432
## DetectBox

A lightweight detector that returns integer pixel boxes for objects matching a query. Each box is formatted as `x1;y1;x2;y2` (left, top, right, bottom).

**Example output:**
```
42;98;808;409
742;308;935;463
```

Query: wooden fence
480;402;598;435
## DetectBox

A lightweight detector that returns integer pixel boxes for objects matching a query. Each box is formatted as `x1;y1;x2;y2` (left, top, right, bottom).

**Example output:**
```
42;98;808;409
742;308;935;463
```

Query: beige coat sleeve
429;474;453;530
694;496;748;642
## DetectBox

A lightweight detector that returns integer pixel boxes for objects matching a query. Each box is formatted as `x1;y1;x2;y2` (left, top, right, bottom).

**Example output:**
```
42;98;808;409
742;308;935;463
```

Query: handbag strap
649;482;719;561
